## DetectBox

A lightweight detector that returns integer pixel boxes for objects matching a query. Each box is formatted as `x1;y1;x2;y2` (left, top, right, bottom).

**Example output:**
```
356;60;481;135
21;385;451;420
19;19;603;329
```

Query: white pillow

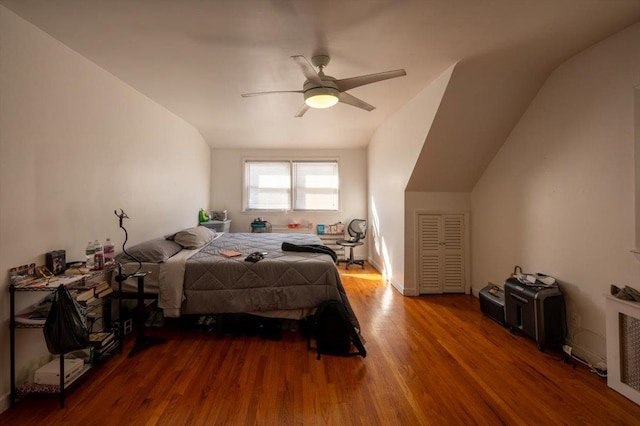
173;226;216;249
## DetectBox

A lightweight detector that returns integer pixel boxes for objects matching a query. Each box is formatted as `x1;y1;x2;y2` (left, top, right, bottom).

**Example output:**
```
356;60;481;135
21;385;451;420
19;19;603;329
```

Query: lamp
304;86;339;109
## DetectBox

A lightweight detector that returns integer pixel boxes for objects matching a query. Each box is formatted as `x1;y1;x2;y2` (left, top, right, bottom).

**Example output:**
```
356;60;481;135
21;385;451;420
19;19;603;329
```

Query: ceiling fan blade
241;90;303;97
294;103;310;118
338;92;375;111
334;69;407;92
291;55;323;86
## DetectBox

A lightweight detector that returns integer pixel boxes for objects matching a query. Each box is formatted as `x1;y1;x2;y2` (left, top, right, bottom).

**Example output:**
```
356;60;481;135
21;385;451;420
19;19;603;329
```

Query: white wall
210;148;368;258
368;65;455;292
471;23;640;364
0;6;210;411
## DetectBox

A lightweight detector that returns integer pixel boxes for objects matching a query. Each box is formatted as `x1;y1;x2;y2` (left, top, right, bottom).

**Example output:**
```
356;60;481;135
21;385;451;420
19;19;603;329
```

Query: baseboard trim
367;257;407;295
0;392;10;415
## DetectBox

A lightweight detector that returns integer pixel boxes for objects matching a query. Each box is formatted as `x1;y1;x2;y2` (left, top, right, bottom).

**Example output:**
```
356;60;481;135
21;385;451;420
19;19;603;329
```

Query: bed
114;227;360;331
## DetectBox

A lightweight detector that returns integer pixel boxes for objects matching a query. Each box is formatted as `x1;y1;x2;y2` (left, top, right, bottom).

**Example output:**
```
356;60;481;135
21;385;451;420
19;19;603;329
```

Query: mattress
181;233;359;330
114;232;359;331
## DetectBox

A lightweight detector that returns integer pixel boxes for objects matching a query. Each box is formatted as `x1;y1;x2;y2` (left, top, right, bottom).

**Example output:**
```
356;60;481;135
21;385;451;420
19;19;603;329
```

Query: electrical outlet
569;311;581;329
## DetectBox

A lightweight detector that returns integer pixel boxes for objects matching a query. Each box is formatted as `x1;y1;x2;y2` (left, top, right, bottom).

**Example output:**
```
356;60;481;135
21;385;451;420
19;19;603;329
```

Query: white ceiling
2;0;639;151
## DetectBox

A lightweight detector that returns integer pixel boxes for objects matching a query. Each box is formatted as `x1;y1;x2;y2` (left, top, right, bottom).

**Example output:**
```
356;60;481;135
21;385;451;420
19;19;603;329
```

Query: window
245;161;291;210
244;160;339;211
293;162;339;210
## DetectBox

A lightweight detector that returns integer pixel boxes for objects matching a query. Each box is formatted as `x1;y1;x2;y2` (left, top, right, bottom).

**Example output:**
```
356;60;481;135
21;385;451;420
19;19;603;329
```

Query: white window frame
242;158;340;212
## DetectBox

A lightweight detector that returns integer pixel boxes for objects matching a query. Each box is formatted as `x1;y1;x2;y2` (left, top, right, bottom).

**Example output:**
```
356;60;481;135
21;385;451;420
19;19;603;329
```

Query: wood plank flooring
3;263;640;425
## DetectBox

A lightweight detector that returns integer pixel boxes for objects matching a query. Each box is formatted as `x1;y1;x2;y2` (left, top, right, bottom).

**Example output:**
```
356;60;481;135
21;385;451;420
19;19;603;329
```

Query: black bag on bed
308;300;366;359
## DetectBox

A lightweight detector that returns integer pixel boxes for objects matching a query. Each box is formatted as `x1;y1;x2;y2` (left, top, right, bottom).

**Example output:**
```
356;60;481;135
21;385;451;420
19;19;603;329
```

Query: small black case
479;284;506;326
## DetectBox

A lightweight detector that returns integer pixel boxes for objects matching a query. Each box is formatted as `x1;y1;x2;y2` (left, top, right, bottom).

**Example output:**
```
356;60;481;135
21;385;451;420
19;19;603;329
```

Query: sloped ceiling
406;50;554;192
2;0;639;190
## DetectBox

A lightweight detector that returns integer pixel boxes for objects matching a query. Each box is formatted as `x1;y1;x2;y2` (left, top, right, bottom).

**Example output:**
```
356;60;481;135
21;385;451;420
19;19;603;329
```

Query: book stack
86;297;105;331
89;331;118;361
76;281;112;304
93;281;113;299
80;281;114;332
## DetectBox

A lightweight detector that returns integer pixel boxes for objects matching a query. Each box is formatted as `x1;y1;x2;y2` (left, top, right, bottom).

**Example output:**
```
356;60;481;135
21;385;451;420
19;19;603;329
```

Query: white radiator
620;313;640;390
606;295;640;405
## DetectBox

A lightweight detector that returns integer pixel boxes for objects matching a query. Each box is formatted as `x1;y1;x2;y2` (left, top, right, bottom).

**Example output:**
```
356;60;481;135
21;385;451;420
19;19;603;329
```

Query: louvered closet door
418;214;465;294
442;215;464;293
418;215;442;293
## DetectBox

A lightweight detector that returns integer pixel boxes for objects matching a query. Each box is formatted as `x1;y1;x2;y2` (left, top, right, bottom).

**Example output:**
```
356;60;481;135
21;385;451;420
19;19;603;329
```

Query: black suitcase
504;277;566;351
479;284;506;326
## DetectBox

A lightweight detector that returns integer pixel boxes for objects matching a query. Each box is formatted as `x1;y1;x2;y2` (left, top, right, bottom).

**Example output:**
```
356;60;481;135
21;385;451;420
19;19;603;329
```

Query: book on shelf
44;275;86;288
15;309;49;325
220;250;242;258
89;331;115;349
75;281;112;299
96;286;113;298
86;295;103;306
76;288;95;302
95;338;118;358
86;296;103;315
93;281;110;294
64;266;90;275
10;275;77;289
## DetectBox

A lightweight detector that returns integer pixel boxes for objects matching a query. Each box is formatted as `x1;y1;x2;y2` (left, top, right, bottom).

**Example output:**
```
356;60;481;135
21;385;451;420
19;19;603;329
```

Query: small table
128;272;166;357
116;272;166;357
199;219;231;233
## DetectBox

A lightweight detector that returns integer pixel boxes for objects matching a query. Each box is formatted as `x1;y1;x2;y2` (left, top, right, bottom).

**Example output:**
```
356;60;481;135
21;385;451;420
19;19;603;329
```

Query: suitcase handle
509;293;528;304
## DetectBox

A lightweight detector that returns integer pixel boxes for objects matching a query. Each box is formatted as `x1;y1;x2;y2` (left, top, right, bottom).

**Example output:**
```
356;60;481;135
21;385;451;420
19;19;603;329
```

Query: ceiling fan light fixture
304;87;339;109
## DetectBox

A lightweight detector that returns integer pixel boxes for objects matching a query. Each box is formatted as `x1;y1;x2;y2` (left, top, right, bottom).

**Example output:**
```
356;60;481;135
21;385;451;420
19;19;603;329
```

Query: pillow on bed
172;226;216;249
115;238;183;263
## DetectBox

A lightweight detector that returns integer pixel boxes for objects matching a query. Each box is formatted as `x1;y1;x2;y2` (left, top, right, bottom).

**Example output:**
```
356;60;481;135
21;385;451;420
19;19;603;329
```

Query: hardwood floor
3;263;640;425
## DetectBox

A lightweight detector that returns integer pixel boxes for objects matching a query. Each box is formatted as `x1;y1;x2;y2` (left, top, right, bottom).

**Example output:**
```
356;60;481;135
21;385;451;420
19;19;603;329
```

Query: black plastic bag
43;285;89;354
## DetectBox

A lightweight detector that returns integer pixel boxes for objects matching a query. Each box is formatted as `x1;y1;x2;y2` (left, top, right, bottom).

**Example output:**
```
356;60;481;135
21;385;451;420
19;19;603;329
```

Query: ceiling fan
241;55;407;117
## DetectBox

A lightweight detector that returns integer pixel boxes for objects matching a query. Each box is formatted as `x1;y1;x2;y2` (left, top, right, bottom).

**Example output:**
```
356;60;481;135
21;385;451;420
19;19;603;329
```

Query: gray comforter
181;232;360;331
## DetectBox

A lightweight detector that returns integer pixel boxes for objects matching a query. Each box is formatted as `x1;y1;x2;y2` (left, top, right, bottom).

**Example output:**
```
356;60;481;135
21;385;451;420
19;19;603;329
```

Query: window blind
245;161;291;210
293;161;339;211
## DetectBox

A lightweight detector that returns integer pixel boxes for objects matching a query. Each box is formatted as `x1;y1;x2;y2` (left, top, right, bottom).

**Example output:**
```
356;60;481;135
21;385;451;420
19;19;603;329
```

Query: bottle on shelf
93;239;104;270
198;208;209;223
85;241;95;270
104;238;115;266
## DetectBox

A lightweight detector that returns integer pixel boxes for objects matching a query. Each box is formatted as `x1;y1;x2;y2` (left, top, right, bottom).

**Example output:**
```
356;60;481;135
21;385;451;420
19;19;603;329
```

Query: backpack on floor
308;300;366;359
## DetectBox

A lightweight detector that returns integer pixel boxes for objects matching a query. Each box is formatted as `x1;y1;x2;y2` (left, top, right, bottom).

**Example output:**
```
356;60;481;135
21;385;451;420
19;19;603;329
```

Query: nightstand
199;220;231;233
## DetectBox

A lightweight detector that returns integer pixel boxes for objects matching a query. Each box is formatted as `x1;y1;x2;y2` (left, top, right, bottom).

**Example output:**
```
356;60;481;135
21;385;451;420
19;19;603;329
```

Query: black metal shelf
13;322;45;329
9;266;116;408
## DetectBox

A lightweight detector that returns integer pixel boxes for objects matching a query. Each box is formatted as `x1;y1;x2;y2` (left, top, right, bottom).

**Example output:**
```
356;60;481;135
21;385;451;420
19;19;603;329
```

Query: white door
418;214;466;294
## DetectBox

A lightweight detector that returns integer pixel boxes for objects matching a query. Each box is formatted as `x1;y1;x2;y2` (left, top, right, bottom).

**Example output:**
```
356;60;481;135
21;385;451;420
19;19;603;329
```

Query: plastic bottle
85;241;95;270
104;238;115;266
199;208;209;222
93;239;104;270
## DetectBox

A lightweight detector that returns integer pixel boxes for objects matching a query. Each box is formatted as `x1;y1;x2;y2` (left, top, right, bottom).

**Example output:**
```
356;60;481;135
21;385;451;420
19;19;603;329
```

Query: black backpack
308;300;366;359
